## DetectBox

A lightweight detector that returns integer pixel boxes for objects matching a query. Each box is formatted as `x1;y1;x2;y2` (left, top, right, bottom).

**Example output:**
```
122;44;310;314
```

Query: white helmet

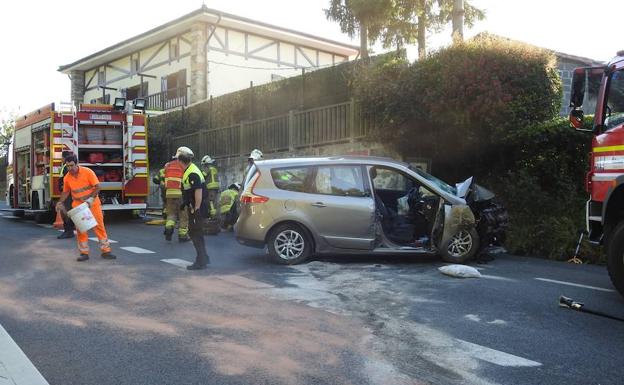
248;149;263;161
201;155;215;165
229;183;241;191
175;146;194;158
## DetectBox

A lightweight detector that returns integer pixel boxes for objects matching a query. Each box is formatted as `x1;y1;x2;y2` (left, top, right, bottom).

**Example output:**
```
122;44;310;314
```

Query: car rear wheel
268;223;311;265
440;228;479;263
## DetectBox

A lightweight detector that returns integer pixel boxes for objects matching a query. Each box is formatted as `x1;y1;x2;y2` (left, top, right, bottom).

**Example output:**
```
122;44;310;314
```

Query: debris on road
438;264;481;278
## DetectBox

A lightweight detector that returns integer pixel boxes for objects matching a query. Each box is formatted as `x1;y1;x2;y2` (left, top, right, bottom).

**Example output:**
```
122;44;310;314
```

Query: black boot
57;231;74;239
164;227;173;241
188;236;209;270
77;254;89;262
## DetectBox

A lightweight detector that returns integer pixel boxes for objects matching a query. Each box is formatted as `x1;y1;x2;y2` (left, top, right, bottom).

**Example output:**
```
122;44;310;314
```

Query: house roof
470;32;602;65
58;5;359;73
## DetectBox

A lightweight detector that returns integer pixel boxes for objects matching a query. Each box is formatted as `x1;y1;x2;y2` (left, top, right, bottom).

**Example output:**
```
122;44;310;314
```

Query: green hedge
354;35;597;259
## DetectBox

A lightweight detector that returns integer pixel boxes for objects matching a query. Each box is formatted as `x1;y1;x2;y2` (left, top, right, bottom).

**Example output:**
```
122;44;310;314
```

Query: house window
97;69;106;86
126;82;149;100
165;69;186;99
169;40;179;60
94;94;110;104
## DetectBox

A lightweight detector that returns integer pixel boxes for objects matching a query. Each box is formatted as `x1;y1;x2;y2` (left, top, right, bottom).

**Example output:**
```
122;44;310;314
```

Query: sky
0;0;622;121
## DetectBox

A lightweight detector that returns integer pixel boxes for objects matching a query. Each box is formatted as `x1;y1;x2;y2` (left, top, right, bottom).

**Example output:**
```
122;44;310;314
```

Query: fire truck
569;50;624;297
6;101;149;222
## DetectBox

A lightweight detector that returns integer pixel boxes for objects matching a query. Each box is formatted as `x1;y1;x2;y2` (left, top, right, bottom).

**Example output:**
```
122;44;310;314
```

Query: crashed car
235;156;508;264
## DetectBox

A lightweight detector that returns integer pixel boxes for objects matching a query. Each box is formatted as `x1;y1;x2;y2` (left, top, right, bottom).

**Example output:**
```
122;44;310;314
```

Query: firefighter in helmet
200;155;219;220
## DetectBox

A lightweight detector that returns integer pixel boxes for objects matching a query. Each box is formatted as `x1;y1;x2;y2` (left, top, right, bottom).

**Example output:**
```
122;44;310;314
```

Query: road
0;206;622;385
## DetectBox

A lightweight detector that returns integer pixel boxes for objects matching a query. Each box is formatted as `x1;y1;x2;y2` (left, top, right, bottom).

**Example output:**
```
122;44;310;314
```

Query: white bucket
67;202;98;233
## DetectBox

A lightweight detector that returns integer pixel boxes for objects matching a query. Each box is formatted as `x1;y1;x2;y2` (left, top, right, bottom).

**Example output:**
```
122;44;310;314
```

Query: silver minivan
235;156;507;264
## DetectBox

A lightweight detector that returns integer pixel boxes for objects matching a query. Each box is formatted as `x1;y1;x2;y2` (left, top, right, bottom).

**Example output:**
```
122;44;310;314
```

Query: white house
58;5;359;111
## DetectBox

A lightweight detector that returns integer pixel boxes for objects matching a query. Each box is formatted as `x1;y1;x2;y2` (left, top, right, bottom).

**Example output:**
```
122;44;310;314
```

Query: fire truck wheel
606;222;624;297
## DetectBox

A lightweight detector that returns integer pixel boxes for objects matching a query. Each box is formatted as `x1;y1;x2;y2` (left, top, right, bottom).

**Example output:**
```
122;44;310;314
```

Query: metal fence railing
169;100;374;159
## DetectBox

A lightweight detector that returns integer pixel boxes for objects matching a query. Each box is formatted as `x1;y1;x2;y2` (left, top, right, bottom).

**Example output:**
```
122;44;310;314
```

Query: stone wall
147;139;399;208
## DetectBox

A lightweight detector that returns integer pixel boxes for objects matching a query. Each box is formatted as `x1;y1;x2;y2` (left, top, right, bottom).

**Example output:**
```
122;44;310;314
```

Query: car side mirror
569;109;584;129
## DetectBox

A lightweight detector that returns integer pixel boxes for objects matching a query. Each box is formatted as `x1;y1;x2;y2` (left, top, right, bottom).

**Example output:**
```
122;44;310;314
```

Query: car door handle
311;202;326;208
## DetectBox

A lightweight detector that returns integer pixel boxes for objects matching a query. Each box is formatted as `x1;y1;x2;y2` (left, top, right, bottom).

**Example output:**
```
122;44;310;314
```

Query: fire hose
559;295;624;322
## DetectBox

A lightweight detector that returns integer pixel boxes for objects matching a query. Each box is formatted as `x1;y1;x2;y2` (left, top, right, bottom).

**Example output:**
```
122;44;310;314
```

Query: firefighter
55;154;116;262
57;151;75;239
152;167;167;220
162;155;189;242
200;155;219;219
219;183;240;231
176;146;210;270
244;149;263;183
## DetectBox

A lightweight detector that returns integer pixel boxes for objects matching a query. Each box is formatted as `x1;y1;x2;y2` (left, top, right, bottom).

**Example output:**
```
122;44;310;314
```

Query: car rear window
271;167;312;192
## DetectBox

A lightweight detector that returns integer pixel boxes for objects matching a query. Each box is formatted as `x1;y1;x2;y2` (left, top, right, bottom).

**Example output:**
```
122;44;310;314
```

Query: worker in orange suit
55;154;116;262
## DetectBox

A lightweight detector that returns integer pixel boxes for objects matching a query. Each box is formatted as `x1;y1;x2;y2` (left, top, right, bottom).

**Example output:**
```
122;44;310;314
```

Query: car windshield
408;165;457;195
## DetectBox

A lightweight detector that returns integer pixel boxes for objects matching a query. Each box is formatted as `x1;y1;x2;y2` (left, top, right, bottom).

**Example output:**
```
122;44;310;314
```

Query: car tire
606;222;624;297
440;228;479;263
268;223;312;265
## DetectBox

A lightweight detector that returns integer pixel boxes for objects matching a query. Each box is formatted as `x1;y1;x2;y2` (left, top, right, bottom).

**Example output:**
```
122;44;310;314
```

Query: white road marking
120;246;155;254
481;274;517;282
161;258;192;268
0;324;49;384
455;338;542;367
535;277;615;292
2;216;20;219
217;275;274;289
36;224;53;229
88;237;118;243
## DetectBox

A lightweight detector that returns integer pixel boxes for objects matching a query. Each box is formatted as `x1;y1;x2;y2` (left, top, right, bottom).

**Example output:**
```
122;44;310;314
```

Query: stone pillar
70;70;85;108
190;22;208;104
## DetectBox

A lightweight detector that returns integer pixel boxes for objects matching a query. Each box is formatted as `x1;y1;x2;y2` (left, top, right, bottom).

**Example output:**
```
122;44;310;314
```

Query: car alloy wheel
447;230;474;258
274;229;305;261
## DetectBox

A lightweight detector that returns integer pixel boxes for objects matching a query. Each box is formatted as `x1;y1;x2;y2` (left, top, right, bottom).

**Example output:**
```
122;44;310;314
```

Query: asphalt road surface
0;206;622;385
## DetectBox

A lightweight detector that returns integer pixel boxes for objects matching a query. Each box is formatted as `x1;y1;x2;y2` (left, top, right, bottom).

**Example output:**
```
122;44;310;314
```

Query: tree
0;114;14;159
325;0;394;59
437;0;485;42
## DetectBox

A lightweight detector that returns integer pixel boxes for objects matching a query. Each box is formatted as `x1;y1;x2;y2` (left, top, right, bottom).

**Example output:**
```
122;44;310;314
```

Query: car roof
254;155;410;169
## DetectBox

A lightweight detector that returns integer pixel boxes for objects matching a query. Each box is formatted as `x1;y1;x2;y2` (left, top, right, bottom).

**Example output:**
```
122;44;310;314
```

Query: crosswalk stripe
88;237;118;243
161;258;192;268
0;324;49;384
120;246;155;254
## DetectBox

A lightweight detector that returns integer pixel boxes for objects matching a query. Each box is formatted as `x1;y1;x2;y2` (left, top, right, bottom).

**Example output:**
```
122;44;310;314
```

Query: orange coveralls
62;166;111;256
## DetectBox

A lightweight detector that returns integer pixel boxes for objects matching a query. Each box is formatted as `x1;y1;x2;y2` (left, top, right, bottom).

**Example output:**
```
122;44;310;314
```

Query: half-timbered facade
58;6;359;111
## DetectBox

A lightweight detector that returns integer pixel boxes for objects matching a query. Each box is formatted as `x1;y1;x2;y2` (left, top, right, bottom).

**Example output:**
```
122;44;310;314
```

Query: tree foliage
325;0;485;58
0;113;15;159
350;36;593;259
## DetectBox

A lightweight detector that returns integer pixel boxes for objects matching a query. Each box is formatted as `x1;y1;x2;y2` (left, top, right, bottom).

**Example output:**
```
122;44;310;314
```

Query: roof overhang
59;6;359;74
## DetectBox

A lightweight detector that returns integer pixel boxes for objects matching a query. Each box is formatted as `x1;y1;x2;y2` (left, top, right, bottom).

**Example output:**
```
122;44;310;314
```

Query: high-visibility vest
182;163;205;190
164;160;184;198
203;166;219;190
219;189;238;214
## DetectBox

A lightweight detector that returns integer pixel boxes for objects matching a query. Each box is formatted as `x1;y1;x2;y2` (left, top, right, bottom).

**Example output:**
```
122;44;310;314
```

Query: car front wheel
268;223;311;265
440;228;479;263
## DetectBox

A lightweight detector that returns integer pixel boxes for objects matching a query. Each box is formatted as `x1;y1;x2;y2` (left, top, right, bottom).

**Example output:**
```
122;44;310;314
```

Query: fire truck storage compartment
79;125;122;145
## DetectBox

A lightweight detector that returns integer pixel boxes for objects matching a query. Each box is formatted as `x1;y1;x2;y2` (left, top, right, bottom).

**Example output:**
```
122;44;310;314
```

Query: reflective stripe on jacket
63;166;101;206
164;160;184;198
203;166;219;190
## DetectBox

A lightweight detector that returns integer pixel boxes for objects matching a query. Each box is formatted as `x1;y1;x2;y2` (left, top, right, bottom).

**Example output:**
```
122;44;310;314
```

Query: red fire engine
6;101;149;222
570;50;624;297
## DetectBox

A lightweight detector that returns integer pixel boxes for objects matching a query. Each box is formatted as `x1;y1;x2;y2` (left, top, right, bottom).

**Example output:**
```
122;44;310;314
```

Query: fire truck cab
569;50;624;296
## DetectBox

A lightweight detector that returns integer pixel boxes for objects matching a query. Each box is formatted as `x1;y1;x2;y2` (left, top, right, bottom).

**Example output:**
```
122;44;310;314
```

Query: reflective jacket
164;160;184;198
219;188;239;214
202;166;219;190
